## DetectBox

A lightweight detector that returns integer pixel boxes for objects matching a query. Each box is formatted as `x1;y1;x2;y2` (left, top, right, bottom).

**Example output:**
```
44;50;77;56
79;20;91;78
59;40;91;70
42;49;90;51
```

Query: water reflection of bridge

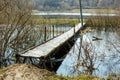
16;23;85;71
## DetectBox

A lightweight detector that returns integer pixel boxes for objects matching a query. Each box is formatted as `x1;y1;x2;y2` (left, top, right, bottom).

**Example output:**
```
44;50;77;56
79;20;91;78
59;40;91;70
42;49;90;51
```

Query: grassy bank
0;64;100;80
33;9;120;14
1;64;120;80
47;74;100;80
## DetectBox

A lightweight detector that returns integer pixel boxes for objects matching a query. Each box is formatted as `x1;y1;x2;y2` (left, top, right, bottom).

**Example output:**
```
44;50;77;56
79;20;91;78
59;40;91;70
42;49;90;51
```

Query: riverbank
0;64;100;80
32;9;120;14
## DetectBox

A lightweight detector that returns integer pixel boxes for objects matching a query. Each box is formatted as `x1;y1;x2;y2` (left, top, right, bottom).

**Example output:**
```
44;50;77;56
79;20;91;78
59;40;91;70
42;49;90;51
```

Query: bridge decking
18;23;84;58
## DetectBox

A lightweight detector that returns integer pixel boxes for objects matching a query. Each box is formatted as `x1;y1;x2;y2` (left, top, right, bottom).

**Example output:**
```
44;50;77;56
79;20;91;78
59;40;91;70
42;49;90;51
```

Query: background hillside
33;0;120;11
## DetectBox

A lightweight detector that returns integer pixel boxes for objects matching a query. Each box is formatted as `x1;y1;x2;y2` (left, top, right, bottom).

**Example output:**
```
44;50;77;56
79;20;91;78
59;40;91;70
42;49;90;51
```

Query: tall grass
31;16;79;26
86;16;120;31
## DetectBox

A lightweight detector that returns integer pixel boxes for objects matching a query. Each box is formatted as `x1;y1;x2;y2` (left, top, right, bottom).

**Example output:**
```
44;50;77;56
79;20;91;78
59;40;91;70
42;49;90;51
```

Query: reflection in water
57;31;120;77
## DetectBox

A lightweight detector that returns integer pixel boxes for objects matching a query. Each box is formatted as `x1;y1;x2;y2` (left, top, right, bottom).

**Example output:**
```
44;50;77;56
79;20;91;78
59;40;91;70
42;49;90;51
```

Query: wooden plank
18;23;85;58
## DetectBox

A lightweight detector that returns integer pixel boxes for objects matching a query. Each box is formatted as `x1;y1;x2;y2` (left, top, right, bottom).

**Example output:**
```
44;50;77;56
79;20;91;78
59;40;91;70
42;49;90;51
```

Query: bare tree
0;0;34;68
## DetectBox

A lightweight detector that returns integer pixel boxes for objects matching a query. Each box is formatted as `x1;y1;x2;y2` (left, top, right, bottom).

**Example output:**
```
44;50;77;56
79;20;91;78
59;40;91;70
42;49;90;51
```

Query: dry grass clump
0;64;100;80
0;64;53;80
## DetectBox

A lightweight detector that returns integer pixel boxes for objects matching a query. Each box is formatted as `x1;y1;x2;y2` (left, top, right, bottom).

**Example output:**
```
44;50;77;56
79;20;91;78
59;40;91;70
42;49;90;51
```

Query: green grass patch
0;69;3;74
45;74;100;80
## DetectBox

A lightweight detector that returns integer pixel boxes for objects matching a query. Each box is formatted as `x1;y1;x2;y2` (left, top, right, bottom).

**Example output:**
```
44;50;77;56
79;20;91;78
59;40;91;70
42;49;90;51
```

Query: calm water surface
57;30;120;77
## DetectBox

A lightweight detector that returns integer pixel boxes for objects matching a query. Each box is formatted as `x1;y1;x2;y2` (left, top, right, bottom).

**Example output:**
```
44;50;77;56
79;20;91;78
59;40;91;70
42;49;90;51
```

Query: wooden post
74;25;75;33
44;26;47;42
40;57;46;69
73;25;76;42
29;58;33;63
39;58;42;67
48;55;53;68
79;0;84;28
15;54;20;63
57;27;59;35
50;26;52;39
23;57;27;63
78;0;83;61
0;56;1;68
52;25;54;38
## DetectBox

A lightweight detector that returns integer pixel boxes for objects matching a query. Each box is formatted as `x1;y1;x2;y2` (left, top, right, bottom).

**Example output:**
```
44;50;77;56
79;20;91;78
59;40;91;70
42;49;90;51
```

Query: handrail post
44;26;47;42
53;25;54;38
74;25;75;33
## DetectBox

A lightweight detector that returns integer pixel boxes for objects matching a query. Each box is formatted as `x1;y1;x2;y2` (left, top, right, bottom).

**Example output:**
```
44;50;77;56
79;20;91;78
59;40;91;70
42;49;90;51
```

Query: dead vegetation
86;16;120;31
0;64;100;80
0;0;34;68
0;64;54;80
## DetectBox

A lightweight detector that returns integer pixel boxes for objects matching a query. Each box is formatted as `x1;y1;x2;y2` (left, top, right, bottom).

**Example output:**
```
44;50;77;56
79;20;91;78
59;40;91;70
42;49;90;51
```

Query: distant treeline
33;0;120;11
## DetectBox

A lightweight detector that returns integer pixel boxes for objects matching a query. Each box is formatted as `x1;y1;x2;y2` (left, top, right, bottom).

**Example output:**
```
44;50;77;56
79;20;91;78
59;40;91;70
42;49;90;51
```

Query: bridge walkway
17;23;84;58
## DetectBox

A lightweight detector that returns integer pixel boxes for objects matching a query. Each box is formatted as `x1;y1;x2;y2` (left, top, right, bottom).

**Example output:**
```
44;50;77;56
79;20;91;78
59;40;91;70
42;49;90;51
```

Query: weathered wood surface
18;23;84;58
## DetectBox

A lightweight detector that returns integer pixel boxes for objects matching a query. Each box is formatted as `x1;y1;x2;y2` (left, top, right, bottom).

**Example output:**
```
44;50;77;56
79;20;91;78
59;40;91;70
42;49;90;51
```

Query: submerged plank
18;23;84;58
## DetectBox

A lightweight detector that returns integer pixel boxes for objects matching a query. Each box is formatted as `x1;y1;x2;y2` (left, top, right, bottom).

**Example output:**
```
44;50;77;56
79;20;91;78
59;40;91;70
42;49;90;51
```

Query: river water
32;12;118;16
57;30;120;77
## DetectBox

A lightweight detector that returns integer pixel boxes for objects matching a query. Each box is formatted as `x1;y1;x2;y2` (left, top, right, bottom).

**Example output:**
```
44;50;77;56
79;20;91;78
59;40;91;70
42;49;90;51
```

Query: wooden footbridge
16;23;85;71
